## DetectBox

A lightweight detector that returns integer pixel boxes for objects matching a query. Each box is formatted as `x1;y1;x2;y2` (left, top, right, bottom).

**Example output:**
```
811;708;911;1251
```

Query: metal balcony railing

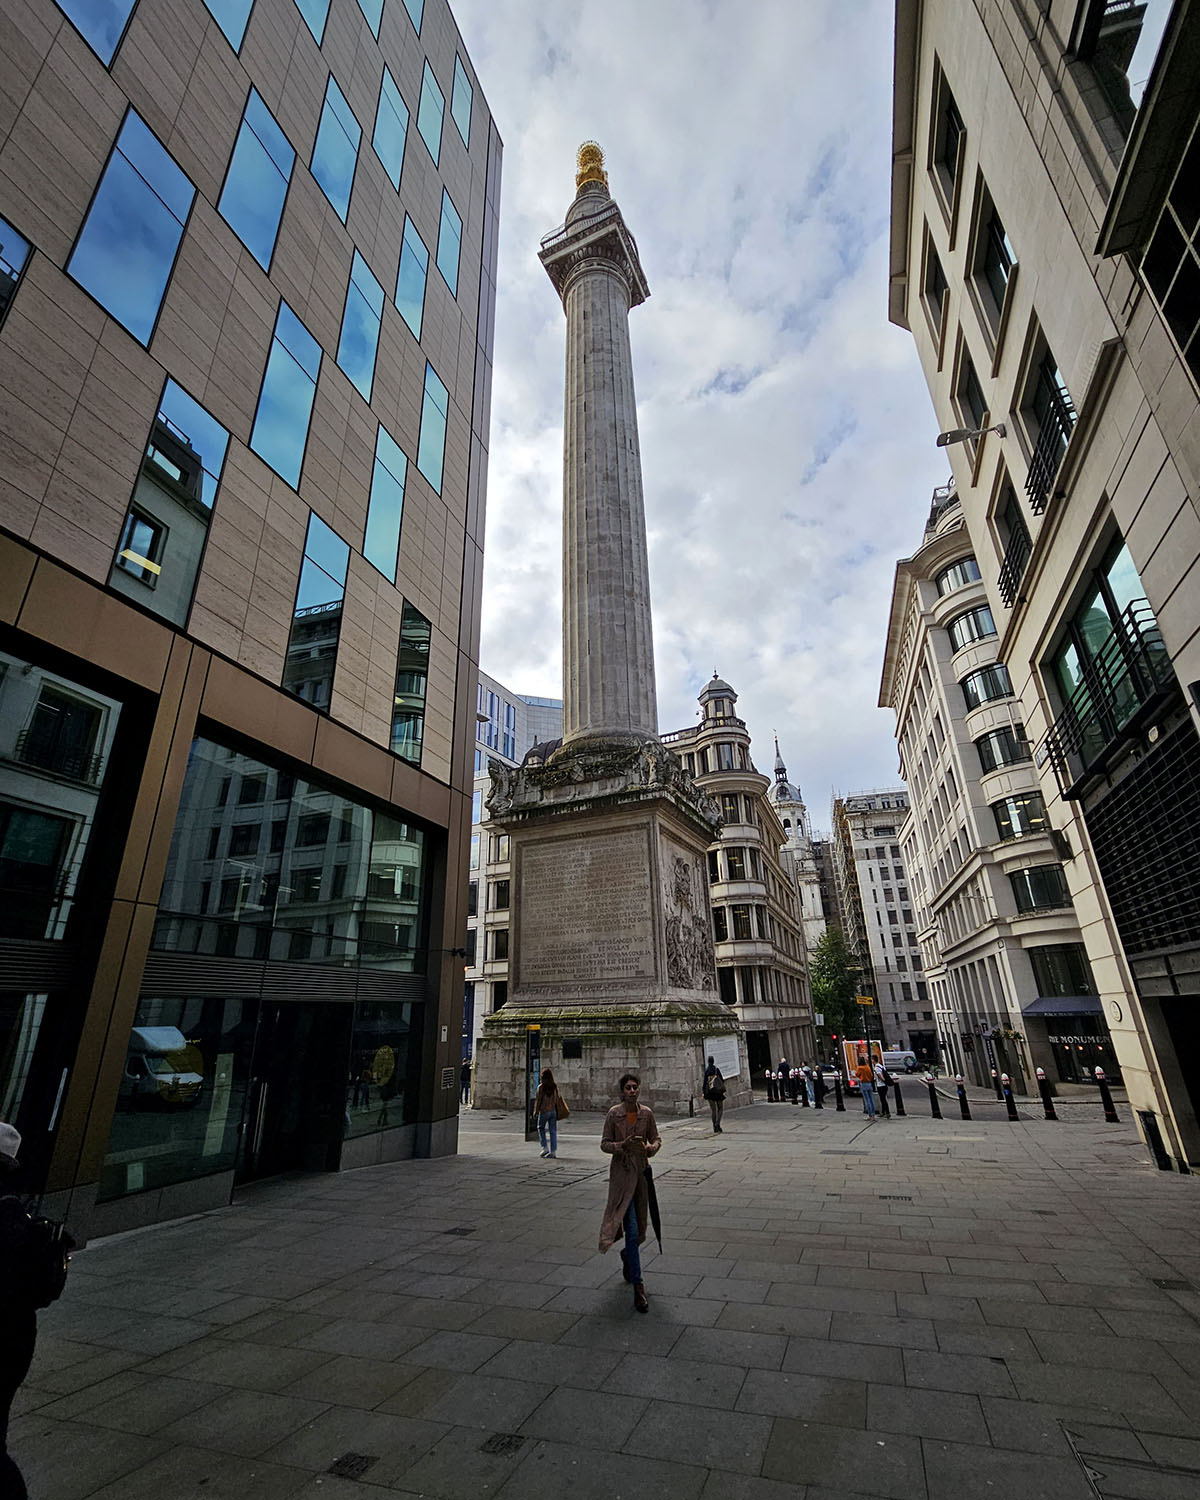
13;730;102;784
997;520;1032;607
1025;396;1076;514
1039;598;1175;795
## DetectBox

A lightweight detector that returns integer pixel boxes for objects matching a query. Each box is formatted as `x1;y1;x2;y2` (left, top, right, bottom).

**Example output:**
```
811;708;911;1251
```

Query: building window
354;0;382;36
204;0;254;50
957;349;987;431
293;0;329;44
395;217;429;339
707;850;719;883
451;56;472;146
471;789;482;822
363;425;408;582
717;743;735;770
492;979;508;1010
67;111;195;346
712;907;728;942
934;76;965;194
114;509;165;586
1028;942;1096;996
311;75;361;224
975;725;1030;772
57;0;136;64
991;791;1048;841
935;557;981;596
337;251;385;401
492;929;508;961
731;905;752;940
229;824;259;857
416;61;444;165
283;513;349;709
1073;0;1173;138
250;301;321;488
1010;864;1071;913
392;602;431;765
490;834;509;862
1024;349;1076;512
0;213;31;330
436;190;463;297
219;88;294;271
401;0;422;31
373;68;409;190
721;793;740;822
492;879;510;911
470;833;480;869
417;363;449;493
975;198;1016;321
961;662;1013;710
923;232;947;325
726;848;746;880
467;881;478;918
947;604;997;651
997;481;1033;607
1141;125;1200;389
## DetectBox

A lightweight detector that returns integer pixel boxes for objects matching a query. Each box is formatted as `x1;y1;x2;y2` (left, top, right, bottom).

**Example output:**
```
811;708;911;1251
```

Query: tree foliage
809;923;864;1041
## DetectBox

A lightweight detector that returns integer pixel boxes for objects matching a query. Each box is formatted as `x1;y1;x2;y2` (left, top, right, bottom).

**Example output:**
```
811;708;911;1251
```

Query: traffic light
831;1033;838;1043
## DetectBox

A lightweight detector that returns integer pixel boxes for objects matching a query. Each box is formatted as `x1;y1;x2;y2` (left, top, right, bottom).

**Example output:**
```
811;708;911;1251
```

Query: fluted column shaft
559;256;658;748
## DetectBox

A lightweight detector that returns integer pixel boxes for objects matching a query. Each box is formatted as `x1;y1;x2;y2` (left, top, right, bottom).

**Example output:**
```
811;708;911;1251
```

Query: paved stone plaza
11;1097;1200;1499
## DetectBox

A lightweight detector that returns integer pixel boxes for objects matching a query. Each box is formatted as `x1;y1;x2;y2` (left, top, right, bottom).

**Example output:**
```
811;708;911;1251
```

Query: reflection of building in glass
0;0;498;1224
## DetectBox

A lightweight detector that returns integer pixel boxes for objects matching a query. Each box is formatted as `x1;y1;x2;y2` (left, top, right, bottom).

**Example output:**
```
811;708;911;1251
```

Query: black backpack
1;1196;76;1310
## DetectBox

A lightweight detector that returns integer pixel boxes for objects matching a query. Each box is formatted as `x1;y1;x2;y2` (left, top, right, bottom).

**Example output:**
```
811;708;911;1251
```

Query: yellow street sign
855;995;875;1005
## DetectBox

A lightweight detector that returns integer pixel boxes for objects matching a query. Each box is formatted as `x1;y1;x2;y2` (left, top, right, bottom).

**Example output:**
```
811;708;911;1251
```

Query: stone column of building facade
473;145;747;1113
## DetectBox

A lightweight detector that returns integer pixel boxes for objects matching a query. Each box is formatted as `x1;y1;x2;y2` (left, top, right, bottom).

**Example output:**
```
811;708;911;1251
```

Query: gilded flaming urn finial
575;140;608;190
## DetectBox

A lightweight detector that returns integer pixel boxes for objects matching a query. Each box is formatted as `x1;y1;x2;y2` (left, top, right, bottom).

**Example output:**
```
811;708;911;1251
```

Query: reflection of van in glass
121;1026;204;1108
881;1049;918;1073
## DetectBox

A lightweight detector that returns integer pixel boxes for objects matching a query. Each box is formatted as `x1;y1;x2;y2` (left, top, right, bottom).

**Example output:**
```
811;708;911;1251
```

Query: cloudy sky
454;0;950;829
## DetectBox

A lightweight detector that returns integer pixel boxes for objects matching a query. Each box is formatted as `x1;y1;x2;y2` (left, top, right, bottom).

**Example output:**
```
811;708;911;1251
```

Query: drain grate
1032;1209;1057;1216
821;1149;860;1155
879;1194;913;1202
658;1169;712;1184
328;1453;380;1479
480;1433;527;1456
1152;1276;1194;1291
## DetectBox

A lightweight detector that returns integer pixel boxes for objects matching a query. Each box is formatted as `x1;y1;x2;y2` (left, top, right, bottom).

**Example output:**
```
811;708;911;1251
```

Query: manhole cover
1152;1276;1194;1291
480;1433;527;1456
328;1453;379;1478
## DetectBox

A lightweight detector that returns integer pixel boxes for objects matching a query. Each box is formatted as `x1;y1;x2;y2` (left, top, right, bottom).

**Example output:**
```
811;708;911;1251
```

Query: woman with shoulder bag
702;1055;726;1133
533;1069;566;1159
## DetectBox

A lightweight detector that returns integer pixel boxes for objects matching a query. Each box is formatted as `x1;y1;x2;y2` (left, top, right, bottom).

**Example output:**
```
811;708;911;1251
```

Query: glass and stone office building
891;0;1200;1167
0;0;498;1232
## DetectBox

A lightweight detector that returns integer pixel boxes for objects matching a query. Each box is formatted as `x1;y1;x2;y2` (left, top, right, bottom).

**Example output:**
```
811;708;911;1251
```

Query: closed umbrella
643;1163;663;1253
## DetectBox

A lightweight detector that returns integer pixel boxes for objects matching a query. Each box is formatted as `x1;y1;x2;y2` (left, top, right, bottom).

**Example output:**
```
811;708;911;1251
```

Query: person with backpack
702;1056;726;1132
1;1123;39;1499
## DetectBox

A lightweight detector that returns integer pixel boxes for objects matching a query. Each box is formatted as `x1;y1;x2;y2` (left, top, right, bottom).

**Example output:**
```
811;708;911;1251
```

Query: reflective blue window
68;111;195;347
219;89;294;271
286;513;349;707
401;0;422;31
204;0;253;49
56;0;136;65
373;67;409;191
0;214;32;329
311;75;361;223
364;425;408;581
355;0;382;35
436;190;462;298
395;217;428;339
293;0;329;43
337;251;384;403
417;363;448;494
392;601;430;764
416;62;444;166
451;57;472;147
250;301;321;488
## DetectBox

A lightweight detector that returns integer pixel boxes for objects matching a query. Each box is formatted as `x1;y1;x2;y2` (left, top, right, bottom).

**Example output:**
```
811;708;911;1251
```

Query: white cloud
454;0;949;822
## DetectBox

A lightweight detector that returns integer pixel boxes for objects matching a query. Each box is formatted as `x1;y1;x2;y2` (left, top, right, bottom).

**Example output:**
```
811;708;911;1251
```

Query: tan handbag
555;1093;570;1119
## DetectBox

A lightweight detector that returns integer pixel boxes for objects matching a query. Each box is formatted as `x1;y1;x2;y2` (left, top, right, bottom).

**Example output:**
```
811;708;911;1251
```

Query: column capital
539;193;650;309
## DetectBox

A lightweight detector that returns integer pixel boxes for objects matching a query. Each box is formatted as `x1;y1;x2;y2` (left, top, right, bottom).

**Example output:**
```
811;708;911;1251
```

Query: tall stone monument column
473;145;747;1114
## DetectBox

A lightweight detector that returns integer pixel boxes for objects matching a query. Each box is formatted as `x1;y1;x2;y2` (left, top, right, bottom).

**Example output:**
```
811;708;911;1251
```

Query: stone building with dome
663;675;815;1079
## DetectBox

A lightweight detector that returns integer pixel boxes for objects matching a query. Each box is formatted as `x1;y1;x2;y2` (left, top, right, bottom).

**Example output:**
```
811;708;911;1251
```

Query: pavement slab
12;1102;1200;1499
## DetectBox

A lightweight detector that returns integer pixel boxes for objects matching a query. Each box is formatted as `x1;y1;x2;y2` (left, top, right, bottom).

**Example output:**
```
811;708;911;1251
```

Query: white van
881;1049;918;1073
120;1025;204;1108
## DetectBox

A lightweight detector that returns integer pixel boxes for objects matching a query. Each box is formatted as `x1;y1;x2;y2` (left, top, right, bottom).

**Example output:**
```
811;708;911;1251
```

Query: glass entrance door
238;1001;352;1183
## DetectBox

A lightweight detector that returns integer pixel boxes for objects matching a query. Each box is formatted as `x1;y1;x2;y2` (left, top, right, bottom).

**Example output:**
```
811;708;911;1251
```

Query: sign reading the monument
518;828;656;987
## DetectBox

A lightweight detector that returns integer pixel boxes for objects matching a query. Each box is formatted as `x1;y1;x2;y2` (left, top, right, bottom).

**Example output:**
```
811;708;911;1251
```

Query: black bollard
833;1075;845;1112
1001;1073;1020;1122
892;1076;906;1116
1095;1067;1120;1123
925;1075;942;1119
991;1067;1004;1101
1035;1067;1058;1121
956;1074;972;1121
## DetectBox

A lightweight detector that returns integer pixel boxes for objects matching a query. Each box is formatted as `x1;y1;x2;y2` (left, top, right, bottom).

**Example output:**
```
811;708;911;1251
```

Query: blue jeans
861;1083;877;1117
537;1110;557;1154
622;1195;641;1283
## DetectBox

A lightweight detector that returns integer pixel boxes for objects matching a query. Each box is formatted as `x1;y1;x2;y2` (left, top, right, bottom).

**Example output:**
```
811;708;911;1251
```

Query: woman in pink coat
598;1074;661;1313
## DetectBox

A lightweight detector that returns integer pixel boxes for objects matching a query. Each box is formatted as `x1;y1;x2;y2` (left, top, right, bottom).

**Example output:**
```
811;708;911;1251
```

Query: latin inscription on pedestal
518;828;656;986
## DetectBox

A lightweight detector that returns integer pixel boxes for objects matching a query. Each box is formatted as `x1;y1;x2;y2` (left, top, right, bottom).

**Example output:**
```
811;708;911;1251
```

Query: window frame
217;87;295;273
416;61;445;166
310;74;362;225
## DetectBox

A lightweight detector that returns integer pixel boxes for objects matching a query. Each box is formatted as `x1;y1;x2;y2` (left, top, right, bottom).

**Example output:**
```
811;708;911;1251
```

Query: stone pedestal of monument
472;740;749;1113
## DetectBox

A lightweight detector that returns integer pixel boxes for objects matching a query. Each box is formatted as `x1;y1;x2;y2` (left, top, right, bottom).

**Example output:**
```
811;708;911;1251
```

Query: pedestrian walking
873;1060;892;1118
459;1057;471;1105
599;1074;661;1314
1;1124;37;1499
803;1066;816;1106
533;1068;568;1158
702;1056;726;1133
854;1059;877;1120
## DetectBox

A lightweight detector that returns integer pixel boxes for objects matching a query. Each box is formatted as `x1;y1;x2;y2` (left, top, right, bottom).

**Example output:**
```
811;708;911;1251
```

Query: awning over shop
1021;995;1104;1017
